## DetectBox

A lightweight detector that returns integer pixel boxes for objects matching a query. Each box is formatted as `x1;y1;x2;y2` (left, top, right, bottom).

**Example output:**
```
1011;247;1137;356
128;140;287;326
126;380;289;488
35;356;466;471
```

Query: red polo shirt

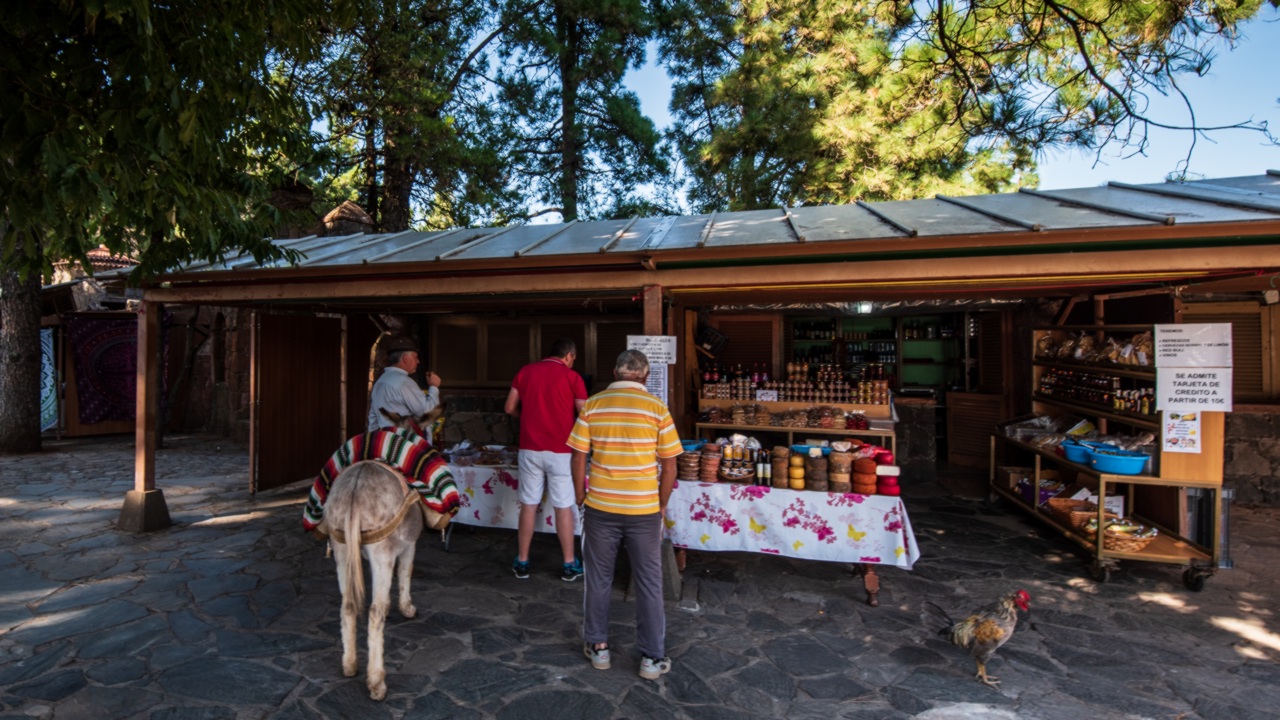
512;357;588;453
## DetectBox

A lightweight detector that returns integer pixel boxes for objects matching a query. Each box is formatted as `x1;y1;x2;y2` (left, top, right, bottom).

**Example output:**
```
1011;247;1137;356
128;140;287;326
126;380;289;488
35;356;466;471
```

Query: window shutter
711;318;776;369
976;313;1004;392
594;320;643;392
486;323;532;384
1182;304;1270;402
433;323;479;383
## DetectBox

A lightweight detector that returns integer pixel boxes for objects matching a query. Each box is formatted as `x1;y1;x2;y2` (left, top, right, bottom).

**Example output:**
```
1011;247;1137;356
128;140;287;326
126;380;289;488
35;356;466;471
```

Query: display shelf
988;478;1211;565
991;324;1226;589
1029;393;1160;430
696;423;896;456
698;398;892;418
1033;359;1156;379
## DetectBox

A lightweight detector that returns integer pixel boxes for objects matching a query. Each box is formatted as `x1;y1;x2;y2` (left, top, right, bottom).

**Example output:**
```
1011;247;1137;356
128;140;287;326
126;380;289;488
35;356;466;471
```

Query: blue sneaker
512;557;530;580
561;558;584;582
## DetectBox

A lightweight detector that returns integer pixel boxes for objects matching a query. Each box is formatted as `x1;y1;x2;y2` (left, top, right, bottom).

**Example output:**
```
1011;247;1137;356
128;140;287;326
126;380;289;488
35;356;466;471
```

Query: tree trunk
362;115;381;231
0;265;44;453
381;132;413;232
557;2;581;222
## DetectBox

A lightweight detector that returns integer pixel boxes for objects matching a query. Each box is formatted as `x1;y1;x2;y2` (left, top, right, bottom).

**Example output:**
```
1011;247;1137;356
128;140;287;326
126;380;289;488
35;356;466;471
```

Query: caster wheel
1183;568;1208;592
1091;562;1111;583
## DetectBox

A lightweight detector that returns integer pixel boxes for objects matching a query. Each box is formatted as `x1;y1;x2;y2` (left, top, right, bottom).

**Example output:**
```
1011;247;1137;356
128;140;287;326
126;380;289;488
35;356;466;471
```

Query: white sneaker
639;655;671;680
584;643;610;670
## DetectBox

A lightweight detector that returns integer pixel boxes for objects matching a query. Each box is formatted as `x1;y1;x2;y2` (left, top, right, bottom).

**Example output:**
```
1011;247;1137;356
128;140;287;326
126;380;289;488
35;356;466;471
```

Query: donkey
323;460;424;700
315;406;455;699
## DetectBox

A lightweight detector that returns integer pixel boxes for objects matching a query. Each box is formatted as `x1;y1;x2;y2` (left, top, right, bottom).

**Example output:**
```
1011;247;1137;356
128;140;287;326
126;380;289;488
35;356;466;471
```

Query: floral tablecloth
665;482;919;569
448;465;581;535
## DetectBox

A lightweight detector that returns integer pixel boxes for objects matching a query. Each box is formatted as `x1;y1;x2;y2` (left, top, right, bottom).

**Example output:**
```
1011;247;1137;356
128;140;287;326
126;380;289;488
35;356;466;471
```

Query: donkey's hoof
400;603;417;618
369;682;387;701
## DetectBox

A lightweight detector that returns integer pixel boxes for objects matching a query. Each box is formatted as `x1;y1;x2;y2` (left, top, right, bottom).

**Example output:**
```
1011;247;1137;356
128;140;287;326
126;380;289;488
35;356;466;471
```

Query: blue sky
623;9;1280;191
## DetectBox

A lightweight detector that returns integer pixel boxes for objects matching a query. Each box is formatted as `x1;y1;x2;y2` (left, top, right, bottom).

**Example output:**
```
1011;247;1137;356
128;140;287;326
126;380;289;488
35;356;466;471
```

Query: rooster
924;589;1031;688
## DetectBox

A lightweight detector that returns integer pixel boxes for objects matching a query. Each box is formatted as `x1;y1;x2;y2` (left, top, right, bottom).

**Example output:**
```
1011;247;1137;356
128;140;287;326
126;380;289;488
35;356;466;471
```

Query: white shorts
517;450;574;509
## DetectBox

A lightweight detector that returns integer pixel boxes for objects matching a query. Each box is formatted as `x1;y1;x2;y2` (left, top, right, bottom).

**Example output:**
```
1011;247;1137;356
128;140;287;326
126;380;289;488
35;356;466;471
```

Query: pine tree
659;0;1275;211
497;0;667;221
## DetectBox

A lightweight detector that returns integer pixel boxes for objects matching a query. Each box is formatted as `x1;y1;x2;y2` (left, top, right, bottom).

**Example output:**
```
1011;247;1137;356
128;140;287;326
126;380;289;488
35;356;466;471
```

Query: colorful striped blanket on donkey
303;428;460;533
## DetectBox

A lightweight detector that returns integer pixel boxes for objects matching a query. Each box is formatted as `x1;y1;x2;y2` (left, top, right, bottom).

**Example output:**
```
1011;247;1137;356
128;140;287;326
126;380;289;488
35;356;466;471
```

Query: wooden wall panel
254;313;342;492
947;391;1005;469
344;314;381;439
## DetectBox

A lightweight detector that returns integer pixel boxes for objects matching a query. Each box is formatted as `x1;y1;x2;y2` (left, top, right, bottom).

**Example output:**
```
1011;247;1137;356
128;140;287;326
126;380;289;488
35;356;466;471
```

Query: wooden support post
119;300;171;532
643;285;663;335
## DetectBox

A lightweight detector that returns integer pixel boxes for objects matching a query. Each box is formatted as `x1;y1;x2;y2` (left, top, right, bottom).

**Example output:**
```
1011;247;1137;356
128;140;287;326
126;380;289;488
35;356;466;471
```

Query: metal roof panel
702;209;800;247
967;192;1153;229
789;204;907;242
1059;186;1280;223
872;198;1024;236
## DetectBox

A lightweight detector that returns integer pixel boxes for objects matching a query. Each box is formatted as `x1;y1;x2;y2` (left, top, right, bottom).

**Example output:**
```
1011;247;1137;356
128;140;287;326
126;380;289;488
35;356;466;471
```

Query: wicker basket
1045;498;1116;531
1084;526;1158;553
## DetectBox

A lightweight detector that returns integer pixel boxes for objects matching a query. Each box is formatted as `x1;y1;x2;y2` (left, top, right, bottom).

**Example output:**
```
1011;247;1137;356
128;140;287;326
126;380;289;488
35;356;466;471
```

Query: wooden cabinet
989;325;1224;589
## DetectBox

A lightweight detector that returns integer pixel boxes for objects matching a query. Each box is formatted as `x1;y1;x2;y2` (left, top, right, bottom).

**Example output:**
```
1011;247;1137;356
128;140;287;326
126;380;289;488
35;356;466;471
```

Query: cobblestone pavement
2;434;1279;720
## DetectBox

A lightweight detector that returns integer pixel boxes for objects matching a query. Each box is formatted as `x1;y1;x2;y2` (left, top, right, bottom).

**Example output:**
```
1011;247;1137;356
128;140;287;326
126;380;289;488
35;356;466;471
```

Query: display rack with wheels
990;325;1226;590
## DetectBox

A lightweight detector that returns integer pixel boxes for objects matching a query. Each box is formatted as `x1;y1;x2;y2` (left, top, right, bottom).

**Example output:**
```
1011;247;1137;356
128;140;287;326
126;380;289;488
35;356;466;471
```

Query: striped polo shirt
567;381;682;515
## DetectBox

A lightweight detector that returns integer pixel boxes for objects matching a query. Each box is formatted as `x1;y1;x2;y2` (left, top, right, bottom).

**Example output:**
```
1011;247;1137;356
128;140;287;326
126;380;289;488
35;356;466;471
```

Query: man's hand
426;371;442;388
571;450;588;506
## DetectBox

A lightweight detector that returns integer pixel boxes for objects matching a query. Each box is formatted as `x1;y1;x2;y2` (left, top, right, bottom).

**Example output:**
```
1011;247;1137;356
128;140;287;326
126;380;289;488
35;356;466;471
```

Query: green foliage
659;0;1272;212
496;0;668;221
301;0;524;231
0;0;355;281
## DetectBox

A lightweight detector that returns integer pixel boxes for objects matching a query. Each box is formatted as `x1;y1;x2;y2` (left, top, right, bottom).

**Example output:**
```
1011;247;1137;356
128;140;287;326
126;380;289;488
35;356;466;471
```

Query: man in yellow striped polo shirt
569;349;682;680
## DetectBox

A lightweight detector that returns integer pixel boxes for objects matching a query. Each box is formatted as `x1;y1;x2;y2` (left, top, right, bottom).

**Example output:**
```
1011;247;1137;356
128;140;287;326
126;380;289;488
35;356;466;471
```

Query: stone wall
1225;409;1280;507
894;400;937;484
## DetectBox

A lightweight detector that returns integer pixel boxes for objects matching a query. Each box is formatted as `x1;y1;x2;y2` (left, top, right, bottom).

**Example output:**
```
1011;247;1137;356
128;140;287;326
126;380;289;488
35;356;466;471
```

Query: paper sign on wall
626;335;677;365
1163;411;1202;453
1155;324;1232;368
1157;367;1233;412
644;363;668;406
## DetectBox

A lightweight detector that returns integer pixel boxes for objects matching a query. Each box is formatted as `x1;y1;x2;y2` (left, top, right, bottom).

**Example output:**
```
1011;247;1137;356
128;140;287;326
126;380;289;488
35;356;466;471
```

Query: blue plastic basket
1060;440;1091;464
1087;447;1148;475
791;444;831;457
682;440;706;453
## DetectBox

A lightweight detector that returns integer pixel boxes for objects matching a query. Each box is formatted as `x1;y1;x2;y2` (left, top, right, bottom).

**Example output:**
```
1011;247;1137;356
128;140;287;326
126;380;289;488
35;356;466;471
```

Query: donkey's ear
422;405;444;423
379;407;405;423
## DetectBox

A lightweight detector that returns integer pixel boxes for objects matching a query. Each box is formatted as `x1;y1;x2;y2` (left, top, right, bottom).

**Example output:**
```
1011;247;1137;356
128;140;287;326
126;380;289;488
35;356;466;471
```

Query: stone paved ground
2;434;1279;720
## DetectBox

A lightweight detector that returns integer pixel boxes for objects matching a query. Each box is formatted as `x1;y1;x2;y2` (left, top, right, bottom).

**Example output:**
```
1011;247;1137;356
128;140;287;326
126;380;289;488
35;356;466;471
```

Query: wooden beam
1054;296;1086;325
119;300;171;532
643;285;663;335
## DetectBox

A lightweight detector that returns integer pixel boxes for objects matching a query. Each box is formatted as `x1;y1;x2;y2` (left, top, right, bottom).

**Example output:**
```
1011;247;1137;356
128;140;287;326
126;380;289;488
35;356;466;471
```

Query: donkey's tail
342;488;365;617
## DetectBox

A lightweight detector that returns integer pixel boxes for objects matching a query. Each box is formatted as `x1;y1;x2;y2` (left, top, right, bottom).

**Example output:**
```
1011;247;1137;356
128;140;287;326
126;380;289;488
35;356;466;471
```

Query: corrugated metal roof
169;172;1280;276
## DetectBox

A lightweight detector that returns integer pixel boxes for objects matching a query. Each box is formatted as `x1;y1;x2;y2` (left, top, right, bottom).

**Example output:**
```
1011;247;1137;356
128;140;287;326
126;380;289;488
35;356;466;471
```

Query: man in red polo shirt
504;338;588;580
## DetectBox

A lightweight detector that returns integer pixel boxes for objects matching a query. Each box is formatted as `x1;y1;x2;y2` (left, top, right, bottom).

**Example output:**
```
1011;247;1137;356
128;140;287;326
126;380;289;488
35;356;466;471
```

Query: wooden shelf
1033;360;1156;379
696;423;896;456
997;324;1225;585
1031;394;1159;430
988;483;1211;564
698;398;892;418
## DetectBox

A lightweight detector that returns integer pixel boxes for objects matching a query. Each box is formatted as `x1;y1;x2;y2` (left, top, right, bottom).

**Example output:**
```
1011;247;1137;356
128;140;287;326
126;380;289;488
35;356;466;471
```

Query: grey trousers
581;507;666;659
